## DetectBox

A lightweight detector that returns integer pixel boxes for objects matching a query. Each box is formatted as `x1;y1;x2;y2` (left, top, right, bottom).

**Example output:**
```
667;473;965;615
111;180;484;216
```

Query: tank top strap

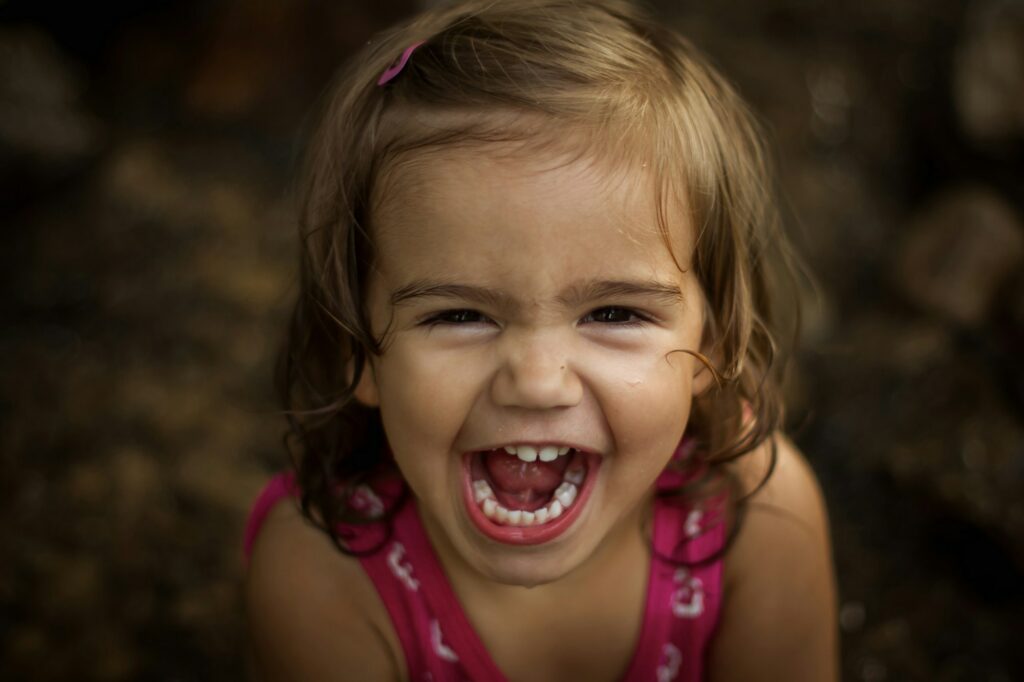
243;472;299;563
376;499;509;681
653;496;726;681
325;476;497;680
352;502;460;681
620;432;727;682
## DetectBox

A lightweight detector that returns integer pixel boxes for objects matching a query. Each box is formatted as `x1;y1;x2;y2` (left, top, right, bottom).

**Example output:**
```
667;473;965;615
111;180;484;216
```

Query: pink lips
461;450;601;546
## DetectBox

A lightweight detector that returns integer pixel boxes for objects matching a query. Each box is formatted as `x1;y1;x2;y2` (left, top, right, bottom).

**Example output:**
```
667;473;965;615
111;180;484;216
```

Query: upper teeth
502;444;571;463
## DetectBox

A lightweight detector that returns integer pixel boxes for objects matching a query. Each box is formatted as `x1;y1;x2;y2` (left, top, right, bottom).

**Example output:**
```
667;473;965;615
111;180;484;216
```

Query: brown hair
278;0;806;555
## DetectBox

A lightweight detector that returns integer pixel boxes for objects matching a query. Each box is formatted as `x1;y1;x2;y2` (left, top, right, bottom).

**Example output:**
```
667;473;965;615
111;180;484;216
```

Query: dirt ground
1;1;1022;680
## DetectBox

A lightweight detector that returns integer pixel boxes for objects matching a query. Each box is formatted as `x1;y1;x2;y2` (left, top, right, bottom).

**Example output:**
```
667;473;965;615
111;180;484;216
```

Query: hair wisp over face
279;0;806;556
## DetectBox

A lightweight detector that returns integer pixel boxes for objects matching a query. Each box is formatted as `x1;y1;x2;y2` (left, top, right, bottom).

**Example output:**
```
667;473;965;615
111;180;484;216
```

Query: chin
466;541;589;588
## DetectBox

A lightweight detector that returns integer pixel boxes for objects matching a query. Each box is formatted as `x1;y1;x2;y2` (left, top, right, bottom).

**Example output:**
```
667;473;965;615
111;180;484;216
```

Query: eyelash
422;309;491;326
580;306;651;326
420;306;651;328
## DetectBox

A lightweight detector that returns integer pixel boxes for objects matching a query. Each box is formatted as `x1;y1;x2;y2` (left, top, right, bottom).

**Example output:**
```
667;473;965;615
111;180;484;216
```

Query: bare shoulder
708;433;839;682
245;499;404;682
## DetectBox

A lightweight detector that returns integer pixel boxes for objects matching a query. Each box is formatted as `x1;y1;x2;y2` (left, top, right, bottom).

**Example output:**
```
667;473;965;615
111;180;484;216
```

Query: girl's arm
708;433;839;682
245;502;403;682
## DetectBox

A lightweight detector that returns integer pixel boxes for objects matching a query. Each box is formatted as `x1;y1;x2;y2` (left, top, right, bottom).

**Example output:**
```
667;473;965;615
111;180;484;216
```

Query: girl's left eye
422;309;491;326
580;306;649;325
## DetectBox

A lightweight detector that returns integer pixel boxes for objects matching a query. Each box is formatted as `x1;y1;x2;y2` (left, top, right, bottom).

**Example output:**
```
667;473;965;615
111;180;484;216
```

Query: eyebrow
556;279;683;307
390;282;517;309
389;278;683;308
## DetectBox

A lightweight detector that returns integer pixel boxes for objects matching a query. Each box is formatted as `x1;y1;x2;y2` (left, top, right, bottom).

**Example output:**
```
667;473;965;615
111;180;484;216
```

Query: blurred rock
823;310;1024;564
4;627;50;678
994;271;1024;413
1002;270;1024;333
43;553;102;618
183;0;414;126
953;1;1024;144
843;313;954;376
176;446;270;515
783;155;897;300
840;600;867;633
101;141;191;219
111;448;162;521
859;657;888;682
64;460;110;506
0;27;100;180
808;62;854;147
87;628;138;682
895;187;1024;327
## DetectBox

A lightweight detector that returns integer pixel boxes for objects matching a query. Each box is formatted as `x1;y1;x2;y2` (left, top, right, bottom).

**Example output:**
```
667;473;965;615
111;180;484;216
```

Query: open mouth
461;444;601;545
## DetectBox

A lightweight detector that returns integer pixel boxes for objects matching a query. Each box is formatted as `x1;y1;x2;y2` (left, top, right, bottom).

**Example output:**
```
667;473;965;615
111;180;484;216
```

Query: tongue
483;450;567;496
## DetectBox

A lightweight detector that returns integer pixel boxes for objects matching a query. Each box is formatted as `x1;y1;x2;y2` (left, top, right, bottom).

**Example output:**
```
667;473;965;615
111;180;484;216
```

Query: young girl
244;1;837;680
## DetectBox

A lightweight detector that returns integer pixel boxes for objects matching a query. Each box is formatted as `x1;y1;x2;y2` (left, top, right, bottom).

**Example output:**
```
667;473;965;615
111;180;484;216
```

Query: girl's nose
491;338;583;410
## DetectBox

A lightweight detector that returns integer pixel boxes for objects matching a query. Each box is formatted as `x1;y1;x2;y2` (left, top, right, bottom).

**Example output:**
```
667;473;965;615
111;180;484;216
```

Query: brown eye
582;307;646;324
424;309;490;325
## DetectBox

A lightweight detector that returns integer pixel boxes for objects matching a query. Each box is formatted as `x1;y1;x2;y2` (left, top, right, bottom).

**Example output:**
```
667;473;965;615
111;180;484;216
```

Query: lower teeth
473;478;579;527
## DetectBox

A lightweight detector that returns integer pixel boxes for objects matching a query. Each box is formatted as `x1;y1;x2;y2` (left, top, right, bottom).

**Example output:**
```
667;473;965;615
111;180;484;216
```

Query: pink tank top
244;444;725;682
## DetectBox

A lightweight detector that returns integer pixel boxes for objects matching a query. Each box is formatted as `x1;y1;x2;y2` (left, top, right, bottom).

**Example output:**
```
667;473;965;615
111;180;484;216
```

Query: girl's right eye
421;309;491;326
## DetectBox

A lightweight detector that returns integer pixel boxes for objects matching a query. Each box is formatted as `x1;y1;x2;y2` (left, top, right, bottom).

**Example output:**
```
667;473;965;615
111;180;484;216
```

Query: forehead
370;144;694;284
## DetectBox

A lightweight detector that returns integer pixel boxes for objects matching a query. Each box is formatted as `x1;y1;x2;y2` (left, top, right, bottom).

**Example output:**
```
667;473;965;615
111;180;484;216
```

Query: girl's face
359;144;711;587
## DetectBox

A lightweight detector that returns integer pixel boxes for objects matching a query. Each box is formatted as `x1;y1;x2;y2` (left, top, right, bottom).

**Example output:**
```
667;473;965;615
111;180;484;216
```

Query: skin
246;145;838;681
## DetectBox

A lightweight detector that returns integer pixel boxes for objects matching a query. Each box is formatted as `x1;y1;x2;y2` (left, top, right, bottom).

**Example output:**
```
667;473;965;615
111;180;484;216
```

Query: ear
351;360;380;407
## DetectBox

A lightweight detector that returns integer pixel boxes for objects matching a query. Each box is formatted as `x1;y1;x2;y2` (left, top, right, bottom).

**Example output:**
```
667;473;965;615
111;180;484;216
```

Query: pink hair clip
377;41;426;86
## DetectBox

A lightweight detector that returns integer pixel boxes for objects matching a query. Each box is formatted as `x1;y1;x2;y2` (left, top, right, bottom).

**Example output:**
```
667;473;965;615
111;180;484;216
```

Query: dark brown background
1;0;1022;680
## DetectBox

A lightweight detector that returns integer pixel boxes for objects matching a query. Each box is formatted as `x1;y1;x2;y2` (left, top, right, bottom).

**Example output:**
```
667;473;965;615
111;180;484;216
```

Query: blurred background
1;0;1022;680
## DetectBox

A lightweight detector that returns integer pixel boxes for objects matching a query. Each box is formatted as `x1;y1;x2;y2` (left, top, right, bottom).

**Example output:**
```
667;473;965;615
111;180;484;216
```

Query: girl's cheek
580;345;695;444
582;339;695;393
379;345;487;432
